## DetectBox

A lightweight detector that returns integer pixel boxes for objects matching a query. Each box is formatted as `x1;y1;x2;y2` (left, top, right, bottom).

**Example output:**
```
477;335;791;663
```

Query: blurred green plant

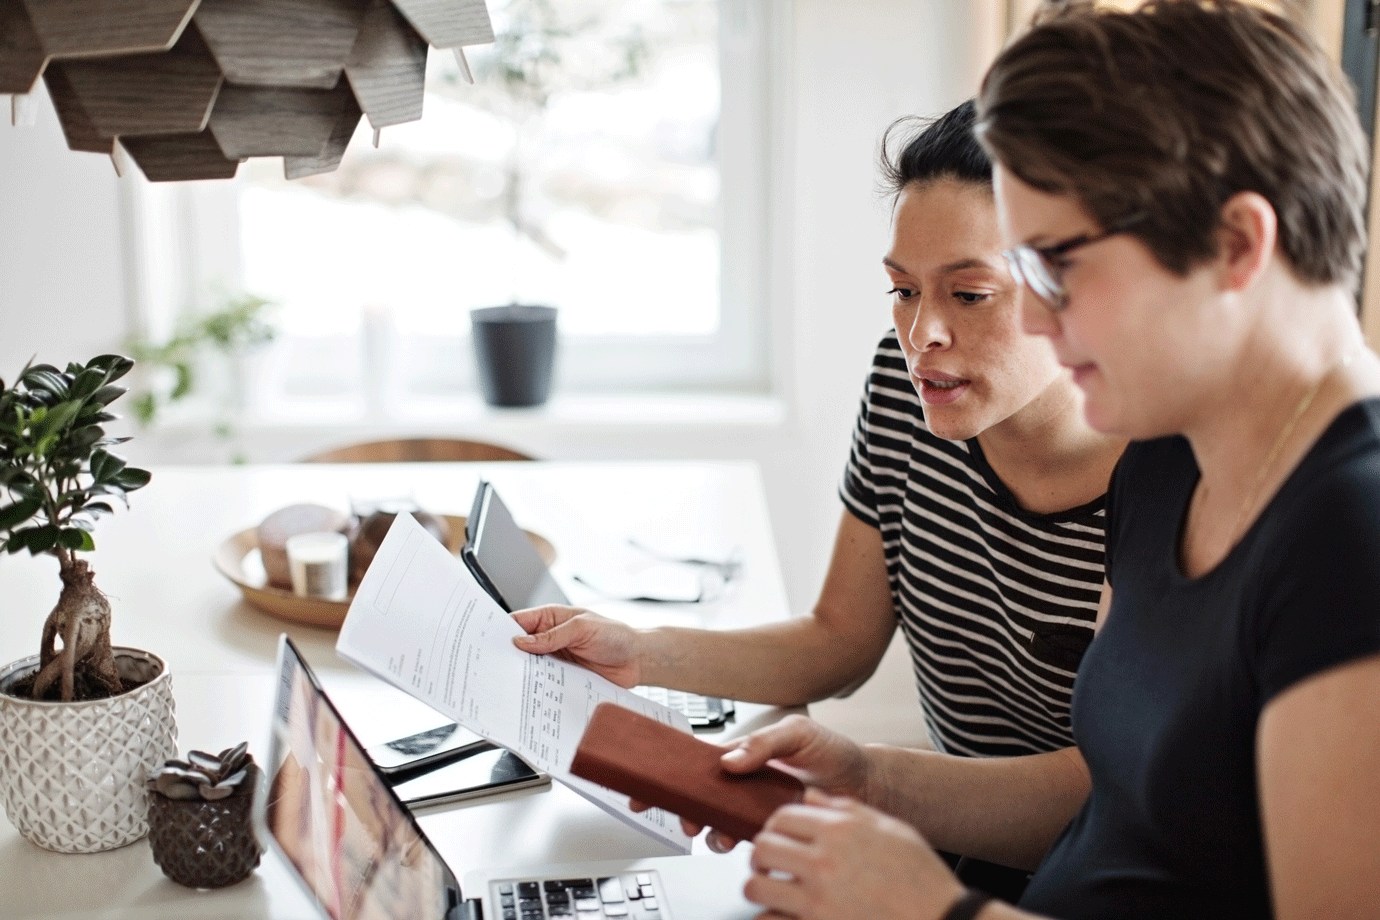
126;293;276;427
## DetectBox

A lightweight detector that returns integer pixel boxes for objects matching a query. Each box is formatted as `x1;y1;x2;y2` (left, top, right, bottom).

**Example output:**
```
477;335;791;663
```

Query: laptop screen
259;636;462;920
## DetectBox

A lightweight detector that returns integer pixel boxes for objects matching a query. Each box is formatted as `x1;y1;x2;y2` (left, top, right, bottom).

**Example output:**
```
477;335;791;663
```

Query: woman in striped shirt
514;101;1122;808
515;100;1122;756
843;101;1121;759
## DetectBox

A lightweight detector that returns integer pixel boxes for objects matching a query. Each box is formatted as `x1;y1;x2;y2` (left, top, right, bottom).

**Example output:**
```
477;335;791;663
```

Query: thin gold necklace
1228;349;1357;543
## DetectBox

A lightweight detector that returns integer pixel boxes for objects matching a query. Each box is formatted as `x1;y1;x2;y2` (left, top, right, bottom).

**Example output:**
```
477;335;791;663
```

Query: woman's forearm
636;617;892;705
636;509;898;705
861;743;1090;871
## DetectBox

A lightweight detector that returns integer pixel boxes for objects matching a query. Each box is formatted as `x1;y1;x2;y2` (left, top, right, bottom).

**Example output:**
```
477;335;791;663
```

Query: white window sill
145;390;789;437
124;388;792;465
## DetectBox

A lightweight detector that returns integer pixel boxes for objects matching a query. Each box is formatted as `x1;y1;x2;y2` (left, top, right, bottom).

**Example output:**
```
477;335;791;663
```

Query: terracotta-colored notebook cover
570;701;804;842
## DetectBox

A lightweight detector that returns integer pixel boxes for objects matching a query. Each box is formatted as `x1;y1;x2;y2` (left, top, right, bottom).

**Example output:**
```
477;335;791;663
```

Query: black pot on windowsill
470;303;558;408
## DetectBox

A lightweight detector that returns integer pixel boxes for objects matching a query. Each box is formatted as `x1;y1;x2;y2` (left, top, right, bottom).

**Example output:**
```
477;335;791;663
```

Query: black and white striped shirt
840;332;1105;757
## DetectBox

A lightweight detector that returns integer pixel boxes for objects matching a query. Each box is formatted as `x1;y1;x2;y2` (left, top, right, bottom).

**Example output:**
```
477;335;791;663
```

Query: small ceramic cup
285;531;349;600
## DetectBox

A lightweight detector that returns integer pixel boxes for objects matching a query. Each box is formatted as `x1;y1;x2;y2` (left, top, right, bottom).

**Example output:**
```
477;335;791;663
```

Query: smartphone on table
365;722;548;807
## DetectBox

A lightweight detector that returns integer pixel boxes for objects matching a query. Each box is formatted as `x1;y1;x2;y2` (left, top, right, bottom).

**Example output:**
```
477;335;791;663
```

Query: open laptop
463;480;734;732
257;635;756;920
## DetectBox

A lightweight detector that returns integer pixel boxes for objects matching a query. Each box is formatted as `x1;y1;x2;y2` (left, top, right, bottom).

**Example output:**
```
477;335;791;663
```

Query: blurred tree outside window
236;0;765;408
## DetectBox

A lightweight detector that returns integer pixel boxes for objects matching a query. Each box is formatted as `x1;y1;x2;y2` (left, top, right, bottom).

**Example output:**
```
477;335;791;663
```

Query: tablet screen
464;481;568;611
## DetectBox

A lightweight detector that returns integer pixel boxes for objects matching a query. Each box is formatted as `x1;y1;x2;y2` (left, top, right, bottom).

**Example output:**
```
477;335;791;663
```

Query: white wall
0;0;983;649
0;99;130;376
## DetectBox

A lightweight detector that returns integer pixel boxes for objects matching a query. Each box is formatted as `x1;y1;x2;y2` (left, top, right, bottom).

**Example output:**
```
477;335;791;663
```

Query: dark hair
878;99;991;201
976;0;1368;288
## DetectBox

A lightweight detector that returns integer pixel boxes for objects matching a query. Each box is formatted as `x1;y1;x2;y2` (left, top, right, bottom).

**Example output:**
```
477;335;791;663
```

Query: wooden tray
213;514;555;629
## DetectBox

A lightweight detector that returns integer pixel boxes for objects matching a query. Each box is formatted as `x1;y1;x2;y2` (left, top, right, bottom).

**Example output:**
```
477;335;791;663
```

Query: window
138;0;777;421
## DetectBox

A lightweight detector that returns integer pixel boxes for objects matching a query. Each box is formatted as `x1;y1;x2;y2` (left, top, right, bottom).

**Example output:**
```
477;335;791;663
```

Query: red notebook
570;701;805;842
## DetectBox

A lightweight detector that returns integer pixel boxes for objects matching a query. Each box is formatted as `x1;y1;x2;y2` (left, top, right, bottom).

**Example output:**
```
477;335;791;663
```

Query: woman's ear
1216;191;1277;292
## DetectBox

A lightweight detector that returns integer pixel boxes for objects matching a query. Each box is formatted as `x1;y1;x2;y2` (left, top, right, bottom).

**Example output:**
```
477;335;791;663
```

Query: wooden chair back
300;437;535;463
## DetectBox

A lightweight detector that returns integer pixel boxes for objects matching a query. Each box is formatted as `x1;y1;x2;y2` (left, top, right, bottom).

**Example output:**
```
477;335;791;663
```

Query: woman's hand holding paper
511;605;643;688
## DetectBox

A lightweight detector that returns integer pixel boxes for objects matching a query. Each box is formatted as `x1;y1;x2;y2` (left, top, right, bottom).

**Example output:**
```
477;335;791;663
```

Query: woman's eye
887;287;917;300
954;291;991;305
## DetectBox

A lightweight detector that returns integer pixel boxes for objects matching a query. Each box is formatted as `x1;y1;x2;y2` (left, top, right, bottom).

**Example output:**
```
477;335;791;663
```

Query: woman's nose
905;299;950;351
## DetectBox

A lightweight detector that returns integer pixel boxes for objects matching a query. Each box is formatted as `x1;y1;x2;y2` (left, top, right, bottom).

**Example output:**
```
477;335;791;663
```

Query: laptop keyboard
495;873;664;920
632;686;733;731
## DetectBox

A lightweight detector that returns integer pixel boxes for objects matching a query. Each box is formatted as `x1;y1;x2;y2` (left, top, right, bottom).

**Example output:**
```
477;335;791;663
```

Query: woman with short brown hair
680;4;1380;918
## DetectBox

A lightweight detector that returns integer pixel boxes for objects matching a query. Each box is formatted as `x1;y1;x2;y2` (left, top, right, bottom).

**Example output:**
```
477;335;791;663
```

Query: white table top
0;461;794;920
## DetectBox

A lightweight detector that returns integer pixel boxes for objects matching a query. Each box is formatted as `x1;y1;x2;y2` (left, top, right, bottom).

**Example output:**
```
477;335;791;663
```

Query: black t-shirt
1021;400;1380;919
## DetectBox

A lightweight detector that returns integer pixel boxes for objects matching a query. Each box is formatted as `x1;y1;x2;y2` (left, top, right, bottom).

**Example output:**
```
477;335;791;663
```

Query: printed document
336;512;694;852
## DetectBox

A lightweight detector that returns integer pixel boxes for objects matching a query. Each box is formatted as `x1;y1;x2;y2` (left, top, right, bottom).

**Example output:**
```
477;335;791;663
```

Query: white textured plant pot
0;647;177;853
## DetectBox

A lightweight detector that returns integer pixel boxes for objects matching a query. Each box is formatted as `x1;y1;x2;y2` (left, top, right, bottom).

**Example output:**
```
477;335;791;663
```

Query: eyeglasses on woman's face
1002;213;1146;311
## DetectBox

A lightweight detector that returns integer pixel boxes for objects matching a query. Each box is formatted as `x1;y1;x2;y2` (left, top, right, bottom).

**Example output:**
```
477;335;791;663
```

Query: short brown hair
975;0;1368;288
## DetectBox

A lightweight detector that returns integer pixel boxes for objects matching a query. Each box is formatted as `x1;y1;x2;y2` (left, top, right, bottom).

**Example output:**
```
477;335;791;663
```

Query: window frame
121;0;784;415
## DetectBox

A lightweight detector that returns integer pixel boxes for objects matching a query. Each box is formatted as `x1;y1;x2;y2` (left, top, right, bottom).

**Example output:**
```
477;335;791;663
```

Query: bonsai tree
0;354;152;702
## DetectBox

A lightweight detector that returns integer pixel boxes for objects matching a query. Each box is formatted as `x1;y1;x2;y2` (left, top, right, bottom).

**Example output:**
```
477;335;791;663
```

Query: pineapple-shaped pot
146;742;262;889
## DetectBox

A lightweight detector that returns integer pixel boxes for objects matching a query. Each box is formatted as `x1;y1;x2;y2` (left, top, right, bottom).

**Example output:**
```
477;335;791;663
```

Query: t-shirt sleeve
1252;457;1380;704
839;390;880;528
1102;439;1157;591
839;349;884;530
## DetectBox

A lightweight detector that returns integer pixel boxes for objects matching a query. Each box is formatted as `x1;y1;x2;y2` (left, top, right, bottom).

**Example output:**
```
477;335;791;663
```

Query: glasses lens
1006;246;1064;306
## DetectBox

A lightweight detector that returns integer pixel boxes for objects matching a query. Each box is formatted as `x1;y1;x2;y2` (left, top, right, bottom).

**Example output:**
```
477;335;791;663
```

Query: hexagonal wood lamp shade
1;0;493;181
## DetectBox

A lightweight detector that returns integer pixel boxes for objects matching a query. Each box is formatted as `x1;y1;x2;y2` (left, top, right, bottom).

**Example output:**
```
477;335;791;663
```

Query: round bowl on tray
212;514;556;629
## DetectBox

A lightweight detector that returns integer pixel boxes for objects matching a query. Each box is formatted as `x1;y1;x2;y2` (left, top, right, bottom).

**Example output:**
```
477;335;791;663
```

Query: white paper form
335;512;693;852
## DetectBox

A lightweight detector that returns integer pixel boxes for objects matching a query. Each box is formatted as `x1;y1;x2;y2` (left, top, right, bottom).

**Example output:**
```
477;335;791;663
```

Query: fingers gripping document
335;512;694;852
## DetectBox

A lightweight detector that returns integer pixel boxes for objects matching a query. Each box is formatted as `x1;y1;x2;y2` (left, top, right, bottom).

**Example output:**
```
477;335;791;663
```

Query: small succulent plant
146;740;263;888
148;742;254;802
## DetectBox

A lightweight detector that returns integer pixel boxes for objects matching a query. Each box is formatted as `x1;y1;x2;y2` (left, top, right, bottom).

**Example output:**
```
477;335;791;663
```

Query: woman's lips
914;373;970;406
